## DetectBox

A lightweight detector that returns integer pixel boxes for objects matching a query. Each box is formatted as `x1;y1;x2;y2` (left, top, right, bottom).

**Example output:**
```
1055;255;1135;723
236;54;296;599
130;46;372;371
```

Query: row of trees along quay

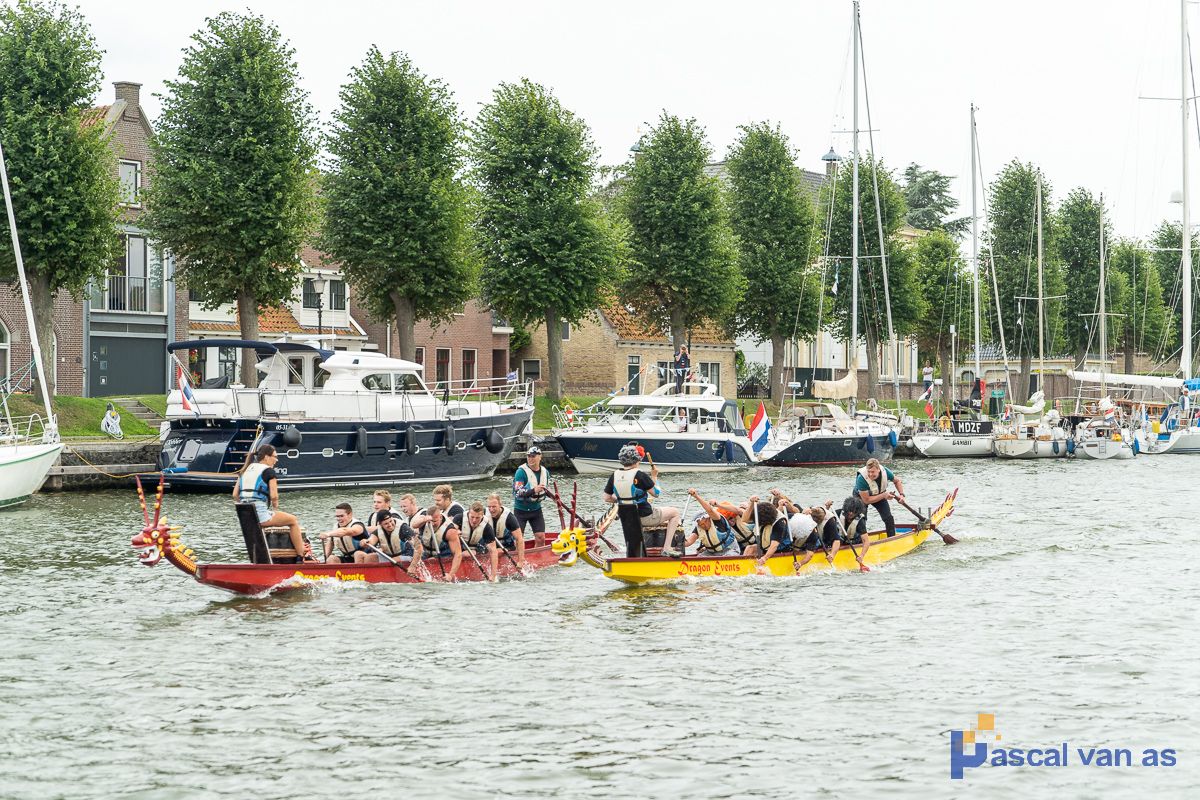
2;3;1196;401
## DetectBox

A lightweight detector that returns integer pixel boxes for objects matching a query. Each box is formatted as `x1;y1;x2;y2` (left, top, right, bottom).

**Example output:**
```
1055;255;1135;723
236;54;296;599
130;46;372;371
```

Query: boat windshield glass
361;372;427;393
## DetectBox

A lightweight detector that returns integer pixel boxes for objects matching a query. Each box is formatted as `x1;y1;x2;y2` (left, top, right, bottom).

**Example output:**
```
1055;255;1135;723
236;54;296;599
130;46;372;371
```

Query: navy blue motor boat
757;402;895;466
552;381;756;473
153;340;534;491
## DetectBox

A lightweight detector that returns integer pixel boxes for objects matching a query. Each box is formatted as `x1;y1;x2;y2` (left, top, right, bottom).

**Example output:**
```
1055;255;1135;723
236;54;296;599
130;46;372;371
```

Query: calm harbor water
0;457;1196;799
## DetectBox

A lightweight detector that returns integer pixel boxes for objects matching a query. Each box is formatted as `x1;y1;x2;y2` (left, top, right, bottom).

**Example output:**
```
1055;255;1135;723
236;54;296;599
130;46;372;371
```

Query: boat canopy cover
1008;390;1046;416
1067;370;1183;390
166;339;334;359
813;364;858;400
318;351;423;373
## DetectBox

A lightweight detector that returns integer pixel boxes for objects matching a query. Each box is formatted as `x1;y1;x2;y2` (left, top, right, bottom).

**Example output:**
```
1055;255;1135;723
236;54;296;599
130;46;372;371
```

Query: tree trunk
863;325;880;401
26;271;55;400
669;306;687;355
390;291;417;362
1074;342;1087;372
937;340;951;413
769;332;787;407
1123;323;1135;374
236;290;259;388
1019;352;1033;401
544;308;563;402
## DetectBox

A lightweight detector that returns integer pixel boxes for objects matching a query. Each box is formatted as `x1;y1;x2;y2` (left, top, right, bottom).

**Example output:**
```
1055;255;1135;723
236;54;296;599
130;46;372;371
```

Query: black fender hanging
280;426;302;448
484;428;505;454
444;422;457;455
355;426;368;458
406;426;420;457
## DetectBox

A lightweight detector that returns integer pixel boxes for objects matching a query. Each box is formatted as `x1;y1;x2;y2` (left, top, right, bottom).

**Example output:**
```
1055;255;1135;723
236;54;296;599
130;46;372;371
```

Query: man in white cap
603;444;681;557
513;445;550;546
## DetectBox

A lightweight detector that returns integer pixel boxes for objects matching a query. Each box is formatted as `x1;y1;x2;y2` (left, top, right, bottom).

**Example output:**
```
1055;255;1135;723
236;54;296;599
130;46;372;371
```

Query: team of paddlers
234;440;909;580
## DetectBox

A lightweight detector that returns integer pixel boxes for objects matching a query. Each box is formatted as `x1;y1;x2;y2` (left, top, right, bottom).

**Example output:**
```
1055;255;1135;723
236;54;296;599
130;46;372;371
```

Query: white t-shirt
788;512;817;540
922;366;934;381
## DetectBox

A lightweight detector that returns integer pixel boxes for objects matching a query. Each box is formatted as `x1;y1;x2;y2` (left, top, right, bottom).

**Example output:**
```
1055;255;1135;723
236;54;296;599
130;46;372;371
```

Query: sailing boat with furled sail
757;0;894;467
0;136;63;506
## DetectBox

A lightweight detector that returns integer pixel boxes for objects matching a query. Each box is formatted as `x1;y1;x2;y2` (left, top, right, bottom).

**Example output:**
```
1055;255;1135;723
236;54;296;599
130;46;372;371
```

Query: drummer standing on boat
512;446;550;546
854;457;904;538
603;444;681;557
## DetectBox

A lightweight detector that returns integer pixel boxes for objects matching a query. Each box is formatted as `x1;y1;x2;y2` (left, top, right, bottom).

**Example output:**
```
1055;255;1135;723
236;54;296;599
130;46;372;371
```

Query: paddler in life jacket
739;497;792;566
486;492;525;568
854;457;904;537
366;511;425;577
513;446;550;547
602;444;681;557
679;487;739;556
233;444;310;559
318;502;371;563
412;484;465;535
461;501;500;581
824;496;870;567
419;504;464;579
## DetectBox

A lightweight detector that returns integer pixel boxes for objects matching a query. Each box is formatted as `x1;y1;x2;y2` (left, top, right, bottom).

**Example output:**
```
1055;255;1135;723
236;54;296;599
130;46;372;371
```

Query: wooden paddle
364;543;425;582
460;536;494;582
895;496;958;544
836;513;870;573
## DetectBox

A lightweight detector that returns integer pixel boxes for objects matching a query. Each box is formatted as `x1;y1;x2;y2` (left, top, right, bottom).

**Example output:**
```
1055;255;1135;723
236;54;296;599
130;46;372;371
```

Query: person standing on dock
512;446;550;546
672;345;690;394
603;444;680;557
854;457;905;538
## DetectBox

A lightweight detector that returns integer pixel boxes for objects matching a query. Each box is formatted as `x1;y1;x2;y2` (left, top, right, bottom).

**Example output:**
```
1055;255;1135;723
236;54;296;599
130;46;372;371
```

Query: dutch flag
177;364;200;417
749;401;771;454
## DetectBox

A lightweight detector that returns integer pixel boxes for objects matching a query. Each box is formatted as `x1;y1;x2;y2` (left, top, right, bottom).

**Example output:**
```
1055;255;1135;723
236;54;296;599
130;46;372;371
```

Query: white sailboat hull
993;435;1069;459
1136;425;1200;454
910;431;994;458
1074;436;1135;460
0;442;62;507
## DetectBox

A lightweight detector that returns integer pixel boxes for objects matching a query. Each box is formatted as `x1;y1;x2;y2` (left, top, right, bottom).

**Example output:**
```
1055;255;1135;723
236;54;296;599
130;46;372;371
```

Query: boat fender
484;428;505;454
1132;437;1140;455
444;422;457;455
355;426;368;458
1051;439;1059;455
865;435;876;454
280;426;302;448
724;439;734;464
888;430;898;448
1065;438;1076;455
406;426;420;456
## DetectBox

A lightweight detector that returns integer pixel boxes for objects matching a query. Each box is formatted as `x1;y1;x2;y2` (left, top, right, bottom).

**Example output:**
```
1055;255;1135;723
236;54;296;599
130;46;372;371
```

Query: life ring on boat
563;402;575;425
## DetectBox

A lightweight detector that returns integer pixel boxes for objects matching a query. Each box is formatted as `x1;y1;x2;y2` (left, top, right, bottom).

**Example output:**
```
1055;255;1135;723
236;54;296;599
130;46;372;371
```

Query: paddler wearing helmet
677;487;739;556
603;444;681;557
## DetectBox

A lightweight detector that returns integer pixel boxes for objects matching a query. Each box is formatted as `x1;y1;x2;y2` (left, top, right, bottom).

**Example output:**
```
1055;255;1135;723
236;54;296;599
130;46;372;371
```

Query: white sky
70;0;1198;239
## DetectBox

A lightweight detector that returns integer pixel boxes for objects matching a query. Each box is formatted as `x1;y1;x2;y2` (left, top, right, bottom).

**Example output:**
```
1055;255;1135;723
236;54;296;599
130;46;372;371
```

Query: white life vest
523;465;549;490
858;466;889;497
335;518;365;555
611;468;646;506
490;508;514;540
732;517;756;545
758;518;777;550
237;462;271;504
462;517;492;547
697;518;728;551
374;518;407;556
421;517;455;552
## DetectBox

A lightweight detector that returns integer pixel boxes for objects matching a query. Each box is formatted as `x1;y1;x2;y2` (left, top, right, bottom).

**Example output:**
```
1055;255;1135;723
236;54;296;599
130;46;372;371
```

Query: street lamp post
311;275;327;344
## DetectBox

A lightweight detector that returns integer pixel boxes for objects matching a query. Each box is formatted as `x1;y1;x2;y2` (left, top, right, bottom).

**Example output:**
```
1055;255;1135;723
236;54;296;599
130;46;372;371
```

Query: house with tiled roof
513;302;736;396
0;81;188;396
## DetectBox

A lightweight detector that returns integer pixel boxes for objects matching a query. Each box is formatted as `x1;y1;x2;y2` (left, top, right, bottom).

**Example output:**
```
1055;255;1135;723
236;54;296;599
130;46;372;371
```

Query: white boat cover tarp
1008;390;1046;416
1067;370;1182;390
813;364;858;400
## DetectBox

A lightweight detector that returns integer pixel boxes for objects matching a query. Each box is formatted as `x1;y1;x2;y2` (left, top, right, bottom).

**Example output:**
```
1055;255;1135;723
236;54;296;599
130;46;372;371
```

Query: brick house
0;81;187;396
515;303;737;397
352;295;514;389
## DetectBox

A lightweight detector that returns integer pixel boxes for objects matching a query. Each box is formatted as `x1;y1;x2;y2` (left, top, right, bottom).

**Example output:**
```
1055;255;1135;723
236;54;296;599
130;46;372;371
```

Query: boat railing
428;376;535;412
0;412;54;446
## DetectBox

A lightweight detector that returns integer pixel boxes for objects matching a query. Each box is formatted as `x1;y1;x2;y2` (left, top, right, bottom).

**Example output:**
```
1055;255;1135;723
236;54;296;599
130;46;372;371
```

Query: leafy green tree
985;161;1066;399
621;114;742;352
725;123;819;405
1055;188;1112;367
321;47;474;363
0;0;119;396
911;230;972;406
824;153;924;398
471;79;622;401
143;12;317;387
1147;220;1199;369
903;163;968;236
1109;239;1170;373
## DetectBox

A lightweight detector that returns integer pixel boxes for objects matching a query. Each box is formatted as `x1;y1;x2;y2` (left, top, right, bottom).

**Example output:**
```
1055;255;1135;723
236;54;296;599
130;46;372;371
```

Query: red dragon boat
130;478;580;596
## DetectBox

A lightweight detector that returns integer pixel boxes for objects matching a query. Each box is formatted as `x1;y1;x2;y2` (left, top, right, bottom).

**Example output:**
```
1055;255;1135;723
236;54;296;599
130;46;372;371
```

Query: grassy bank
5;394;159;438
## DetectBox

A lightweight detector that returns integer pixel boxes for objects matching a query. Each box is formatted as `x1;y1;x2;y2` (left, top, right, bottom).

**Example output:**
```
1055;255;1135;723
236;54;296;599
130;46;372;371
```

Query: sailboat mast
1099;194;1108;396
0;138;55;426
1036;174;1046;388
970;105;981;393
850;0;860;376
1183;0;1193;381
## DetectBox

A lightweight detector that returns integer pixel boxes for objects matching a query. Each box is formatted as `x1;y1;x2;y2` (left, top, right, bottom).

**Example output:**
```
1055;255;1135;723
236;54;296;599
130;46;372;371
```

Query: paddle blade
859;562;871;573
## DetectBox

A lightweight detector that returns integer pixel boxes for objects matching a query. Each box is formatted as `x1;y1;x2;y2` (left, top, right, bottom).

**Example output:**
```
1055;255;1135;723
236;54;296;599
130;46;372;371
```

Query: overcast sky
71;0;1198;240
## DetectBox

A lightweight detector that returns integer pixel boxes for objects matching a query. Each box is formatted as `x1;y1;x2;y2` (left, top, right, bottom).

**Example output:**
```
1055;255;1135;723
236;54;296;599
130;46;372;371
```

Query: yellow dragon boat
552;490;957;585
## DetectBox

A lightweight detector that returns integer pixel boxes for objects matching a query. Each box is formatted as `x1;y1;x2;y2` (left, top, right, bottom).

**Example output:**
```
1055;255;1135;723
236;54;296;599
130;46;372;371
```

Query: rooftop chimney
114;81;141;119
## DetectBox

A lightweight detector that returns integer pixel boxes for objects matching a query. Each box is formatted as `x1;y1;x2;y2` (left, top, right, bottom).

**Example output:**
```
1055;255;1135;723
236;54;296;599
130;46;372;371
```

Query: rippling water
0;457;1196;799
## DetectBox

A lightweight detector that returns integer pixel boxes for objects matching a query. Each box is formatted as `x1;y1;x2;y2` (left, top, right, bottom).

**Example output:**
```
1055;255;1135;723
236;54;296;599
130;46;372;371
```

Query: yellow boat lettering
291;570;366;582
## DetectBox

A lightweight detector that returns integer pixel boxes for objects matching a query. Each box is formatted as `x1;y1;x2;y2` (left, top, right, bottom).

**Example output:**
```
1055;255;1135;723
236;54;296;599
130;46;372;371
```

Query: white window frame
561;321;571;341
698;361;721;394
0;320;9;385
119;159;141;207
414;346;425;366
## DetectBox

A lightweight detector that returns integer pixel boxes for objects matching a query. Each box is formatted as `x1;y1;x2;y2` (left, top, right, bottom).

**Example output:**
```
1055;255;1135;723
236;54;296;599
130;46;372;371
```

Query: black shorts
514;508;546;534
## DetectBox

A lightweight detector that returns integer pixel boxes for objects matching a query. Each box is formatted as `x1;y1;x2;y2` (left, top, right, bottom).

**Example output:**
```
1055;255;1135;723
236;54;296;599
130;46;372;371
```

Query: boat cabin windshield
361;372;427;393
